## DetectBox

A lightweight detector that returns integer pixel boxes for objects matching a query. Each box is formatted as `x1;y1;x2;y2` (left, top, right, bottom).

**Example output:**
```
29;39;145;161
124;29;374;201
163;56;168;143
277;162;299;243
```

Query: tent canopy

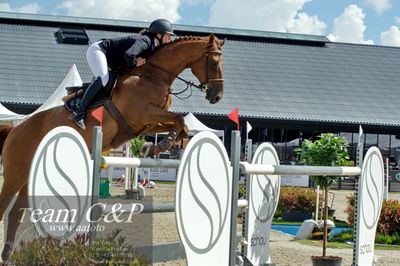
0;103;25;125
184;112;224;137
0;64;82;126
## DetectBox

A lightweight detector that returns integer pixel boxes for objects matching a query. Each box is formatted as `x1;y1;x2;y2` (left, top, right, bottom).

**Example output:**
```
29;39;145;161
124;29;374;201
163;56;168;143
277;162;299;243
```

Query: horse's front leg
140;106;188;156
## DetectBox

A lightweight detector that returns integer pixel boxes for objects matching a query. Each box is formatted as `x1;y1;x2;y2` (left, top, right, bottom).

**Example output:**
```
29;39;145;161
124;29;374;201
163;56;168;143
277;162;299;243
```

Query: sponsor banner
281;175;309;187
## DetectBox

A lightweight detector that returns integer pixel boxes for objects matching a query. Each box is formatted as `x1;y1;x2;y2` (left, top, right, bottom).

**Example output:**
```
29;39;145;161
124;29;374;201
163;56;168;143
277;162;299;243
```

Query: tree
129;136;146;158
296;133;349;257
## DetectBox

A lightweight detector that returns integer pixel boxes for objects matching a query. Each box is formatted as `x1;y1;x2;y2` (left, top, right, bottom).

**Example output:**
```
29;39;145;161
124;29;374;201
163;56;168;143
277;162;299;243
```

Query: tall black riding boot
70;77;103;129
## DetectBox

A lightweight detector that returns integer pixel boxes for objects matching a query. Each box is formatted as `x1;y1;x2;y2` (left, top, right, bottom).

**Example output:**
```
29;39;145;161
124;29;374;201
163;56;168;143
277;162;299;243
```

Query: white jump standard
28;126;384;266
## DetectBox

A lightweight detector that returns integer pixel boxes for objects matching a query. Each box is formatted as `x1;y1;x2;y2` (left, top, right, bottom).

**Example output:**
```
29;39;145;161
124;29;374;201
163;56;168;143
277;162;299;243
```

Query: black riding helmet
149;19;175;36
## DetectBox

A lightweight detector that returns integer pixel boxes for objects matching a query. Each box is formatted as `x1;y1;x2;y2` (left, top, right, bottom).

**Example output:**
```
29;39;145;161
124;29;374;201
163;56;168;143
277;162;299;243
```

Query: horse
0;33;225;261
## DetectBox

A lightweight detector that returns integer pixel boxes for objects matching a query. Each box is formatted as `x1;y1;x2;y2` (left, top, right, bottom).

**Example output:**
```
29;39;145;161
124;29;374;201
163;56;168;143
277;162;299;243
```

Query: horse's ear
219;37;227;47
208;33;215;43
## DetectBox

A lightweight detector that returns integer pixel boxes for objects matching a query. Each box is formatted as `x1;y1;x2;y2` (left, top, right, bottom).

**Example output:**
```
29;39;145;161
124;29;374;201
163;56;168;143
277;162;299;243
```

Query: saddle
63;72;117;113
63;72;141;148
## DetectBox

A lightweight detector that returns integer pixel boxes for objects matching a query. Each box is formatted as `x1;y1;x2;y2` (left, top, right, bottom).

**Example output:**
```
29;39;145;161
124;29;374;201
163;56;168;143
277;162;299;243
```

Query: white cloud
58;0;181;23
0;3;11;12
182;0;212;5
208;0;326;35
0;2;40;13
328;5;374;44
365;0;391;15
380;26;400;46
285;12;326;35
395;16;400;24
18;3;40;13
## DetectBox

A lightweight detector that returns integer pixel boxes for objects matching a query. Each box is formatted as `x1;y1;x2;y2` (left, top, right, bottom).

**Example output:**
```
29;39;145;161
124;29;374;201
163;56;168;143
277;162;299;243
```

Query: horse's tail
0;125;12;155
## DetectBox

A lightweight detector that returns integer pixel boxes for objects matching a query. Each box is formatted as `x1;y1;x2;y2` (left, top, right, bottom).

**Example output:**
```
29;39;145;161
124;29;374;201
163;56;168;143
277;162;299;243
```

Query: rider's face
156;33;172;44
161;33;171;43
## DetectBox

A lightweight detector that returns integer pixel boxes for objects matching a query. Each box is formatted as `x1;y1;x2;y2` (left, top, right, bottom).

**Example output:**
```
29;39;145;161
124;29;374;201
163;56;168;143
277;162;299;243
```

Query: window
56;27;89;45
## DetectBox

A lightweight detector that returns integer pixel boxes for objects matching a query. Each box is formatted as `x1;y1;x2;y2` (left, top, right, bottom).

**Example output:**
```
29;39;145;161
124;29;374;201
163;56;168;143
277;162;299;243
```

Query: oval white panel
28;126;93;240
245;142;280;265
355;146;384;265
175;132;232;266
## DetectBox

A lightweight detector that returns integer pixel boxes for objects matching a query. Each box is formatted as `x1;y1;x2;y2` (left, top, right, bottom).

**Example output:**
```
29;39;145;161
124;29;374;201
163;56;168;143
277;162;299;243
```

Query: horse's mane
155;36;204;50
152;35;221;54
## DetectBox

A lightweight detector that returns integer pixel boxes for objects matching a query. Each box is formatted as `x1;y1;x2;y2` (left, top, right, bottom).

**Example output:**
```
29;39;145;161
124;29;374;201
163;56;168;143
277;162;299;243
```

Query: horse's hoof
1;244;11;262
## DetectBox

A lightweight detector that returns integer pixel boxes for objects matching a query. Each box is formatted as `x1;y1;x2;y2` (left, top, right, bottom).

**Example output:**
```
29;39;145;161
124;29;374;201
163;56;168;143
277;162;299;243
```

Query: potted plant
296;133;349;266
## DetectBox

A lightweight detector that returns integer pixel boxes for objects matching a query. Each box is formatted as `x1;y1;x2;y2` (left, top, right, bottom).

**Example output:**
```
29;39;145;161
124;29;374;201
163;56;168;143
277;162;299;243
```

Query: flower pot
282;211;312;222
311;256;342;266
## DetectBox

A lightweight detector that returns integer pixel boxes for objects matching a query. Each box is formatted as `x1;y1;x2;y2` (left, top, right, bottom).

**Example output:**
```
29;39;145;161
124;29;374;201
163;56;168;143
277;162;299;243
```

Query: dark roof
0;11;399;129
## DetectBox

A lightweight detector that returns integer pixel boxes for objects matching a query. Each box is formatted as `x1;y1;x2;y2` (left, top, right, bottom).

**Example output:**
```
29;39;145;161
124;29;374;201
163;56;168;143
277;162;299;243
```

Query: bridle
188;50;225;92
144;49;224;99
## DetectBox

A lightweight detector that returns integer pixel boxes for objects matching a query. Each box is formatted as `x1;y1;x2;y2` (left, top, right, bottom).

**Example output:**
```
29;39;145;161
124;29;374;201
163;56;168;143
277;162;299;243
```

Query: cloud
0;2;40;13
285;12;326;35
0;3;11;12
380;26;400;46
58;0;181;23
327;5;373;44
365;0;391;15
208;0;326;35
182;0;213;5
395;16;400;24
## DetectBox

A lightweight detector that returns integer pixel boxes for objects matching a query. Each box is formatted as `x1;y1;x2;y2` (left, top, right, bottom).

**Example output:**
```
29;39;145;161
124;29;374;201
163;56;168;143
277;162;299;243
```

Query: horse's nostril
215;96;221;102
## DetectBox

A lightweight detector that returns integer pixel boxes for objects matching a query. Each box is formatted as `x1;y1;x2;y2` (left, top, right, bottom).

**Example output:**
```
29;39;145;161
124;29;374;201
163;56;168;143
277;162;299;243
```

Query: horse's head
190;34;225;104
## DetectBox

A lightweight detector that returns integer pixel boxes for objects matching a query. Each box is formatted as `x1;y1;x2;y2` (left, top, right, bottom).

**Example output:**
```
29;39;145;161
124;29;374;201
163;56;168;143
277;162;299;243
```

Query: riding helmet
149;19;175;36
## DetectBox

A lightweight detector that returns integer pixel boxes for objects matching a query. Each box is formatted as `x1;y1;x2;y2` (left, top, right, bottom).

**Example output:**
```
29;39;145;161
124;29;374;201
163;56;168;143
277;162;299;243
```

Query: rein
116;49;224;99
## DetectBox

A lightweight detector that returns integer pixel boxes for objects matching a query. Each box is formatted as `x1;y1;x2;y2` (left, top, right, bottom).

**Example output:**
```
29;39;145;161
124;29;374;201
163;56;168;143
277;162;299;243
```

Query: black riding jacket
99;33;157;69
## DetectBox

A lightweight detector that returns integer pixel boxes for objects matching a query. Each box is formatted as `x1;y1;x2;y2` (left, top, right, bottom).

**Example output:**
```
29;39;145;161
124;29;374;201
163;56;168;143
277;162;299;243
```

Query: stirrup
70;112;86;130
73;116;86;130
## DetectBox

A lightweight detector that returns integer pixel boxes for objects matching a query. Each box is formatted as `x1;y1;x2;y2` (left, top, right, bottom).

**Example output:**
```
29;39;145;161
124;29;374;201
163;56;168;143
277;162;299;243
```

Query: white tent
0;64;83;126
154;113;225;145
29;64;83;116
184;112;224;137
0;103;25;126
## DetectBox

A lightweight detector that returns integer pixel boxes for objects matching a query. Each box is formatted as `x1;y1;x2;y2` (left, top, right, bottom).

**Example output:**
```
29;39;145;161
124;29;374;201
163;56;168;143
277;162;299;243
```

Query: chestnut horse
0;33;225;261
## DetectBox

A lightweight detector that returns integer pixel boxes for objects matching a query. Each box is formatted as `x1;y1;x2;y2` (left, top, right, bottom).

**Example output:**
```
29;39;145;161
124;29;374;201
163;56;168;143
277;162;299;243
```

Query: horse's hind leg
1;184;28;262
0;173;24;222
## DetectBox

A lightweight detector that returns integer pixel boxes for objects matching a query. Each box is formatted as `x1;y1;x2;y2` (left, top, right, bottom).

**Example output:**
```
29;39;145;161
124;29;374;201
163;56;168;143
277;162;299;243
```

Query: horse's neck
148;40;207;79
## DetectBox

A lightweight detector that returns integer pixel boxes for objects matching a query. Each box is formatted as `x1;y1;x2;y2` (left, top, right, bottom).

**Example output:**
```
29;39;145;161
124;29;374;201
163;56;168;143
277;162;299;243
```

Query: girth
103;100;142;148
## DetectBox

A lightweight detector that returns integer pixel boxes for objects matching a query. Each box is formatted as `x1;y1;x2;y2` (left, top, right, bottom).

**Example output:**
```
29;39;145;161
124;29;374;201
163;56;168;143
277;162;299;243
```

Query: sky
0;0;400;47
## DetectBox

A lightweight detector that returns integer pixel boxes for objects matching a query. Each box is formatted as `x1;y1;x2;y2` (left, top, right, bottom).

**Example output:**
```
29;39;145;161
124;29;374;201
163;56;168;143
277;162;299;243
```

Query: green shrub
277;186;322;214
330;229;353;242
375;232;400;245
345;194;400;236
238;184;245;199
10;229;147;265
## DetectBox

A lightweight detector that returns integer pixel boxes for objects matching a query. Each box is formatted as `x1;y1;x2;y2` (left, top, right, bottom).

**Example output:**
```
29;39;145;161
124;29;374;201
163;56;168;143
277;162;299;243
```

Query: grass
294;239;400;251
155;181;175;184
272;218;349;227
272;219;301;225
294;239;350;249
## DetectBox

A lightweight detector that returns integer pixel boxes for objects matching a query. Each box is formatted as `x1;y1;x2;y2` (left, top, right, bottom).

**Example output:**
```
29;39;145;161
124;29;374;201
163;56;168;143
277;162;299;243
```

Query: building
0;11;400;165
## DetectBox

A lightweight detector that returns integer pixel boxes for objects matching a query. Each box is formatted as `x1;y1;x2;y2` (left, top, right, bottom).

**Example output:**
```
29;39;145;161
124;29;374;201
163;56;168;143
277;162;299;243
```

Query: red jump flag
92;106;104;127
228;107;239;130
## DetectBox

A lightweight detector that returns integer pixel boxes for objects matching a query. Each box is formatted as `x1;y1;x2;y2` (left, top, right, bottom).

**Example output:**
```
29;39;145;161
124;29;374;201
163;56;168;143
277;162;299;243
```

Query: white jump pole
124;143;131;190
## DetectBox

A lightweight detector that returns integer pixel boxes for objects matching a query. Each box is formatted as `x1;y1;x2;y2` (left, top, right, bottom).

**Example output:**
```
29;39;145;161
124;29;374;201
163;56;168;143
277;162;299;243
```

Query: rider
70;18;175;129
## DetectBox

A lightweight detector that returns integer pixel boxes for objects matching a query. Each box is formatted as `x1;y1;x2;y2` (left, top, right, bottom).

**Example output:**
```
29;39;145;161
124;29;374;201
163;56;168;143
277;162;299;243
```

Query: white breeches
86;41;109;86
